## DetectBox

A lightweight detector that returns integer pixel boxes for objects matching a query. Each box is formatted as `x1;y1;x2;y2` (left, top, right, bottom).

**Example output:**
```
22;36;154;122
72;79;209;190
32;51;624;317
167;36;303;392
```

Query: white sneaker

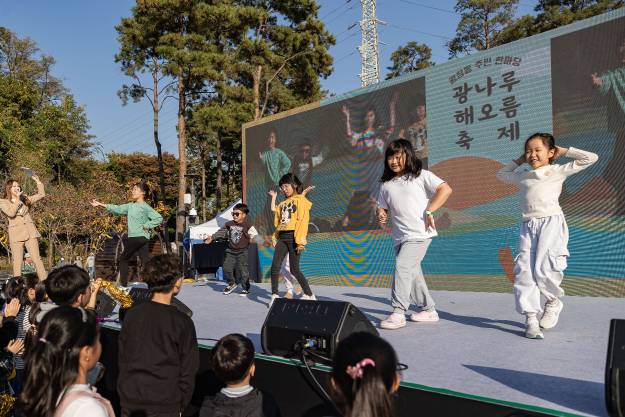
540;299;563;329
409;309;439;322
380;313;406;330
301;294;317;301
525;315;544;339
268;294;279;308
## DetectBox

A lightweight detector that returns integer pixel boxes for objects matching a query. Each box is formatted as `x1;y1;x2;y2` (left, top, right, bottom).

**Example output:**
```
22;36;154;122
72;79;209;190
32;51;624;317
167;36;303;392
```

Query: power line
320;0;351;20
384;22;452;40
396;0;456;15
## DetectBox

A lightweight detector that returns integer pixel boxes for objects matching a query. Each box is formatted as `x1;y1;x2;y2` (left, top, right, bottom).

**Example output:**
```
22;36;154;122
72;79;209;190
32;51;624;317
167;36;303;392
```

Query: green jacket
106;202;163;239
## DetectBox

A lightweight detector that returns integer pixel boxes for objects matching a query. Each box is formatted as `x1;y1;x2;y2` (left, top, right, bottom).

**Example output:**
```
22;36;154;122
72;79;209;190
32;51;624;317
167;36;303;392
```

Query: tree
447;0;519;57
500;0;623;43
386;41;434;79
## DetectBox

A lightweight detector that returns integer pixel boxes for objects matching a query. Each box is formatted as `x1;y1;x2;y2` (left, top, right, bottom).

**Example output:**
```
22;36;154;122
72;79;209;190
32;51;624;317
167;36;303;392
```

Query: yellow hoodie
273;194;312;246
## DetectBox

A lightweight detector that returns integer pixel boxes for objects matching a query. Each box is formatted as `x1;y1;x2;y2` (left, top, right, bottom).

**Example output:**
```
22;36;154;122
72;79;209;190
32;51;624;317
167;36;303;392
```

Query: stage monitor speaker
127;287;193;318
94;291;116;318
261;299;377;360
606;319;625;417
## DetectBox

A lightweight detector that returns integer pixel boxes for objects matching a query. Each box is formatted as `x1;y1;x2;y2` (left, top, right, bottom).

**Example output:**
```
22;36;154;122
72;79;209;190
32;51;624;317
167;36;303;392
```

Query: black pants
119;236;150;286
270;231;312;296
223;249;250;290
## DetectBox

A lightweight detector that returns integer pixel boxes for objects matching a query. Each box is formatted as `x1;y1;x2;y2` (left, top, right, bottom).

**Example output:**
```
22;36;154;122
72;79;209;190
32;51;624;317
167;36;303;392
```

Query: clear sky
0;0;536;158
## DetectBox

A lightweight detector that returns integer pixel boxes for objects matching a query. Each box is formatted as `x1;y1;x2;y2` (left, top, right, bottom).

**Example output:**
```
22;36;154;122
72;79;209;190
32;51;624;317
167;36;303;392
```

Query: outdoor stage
170;280;625;417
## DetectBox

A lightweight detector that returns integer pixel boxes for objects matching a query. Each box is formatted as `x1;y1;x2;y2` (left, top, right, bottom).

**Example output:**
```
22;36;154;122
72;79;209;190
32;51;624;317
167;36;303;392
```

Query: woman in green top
91;181;163;286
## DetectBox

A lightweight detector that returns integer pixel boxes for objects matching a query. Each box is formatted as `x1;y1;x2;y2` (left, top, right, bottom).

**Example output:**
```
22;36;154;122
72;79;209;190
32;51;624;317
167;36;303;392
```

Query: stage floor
175;280;625;417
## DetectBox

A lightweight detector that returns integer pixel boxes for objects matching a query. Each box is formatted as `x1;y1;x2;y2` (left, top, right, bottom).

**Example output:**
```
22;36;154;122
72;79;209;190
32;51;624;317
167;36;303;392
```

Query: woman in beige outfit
0;176;47;279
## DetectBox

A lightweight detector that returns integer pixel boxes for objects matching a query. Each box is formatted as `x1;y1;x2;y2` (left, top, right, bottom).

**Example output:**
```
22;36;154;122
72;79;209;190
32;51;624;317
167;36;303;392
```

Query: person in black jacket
200;334;281;417
0;298;24;396
118;254;199;417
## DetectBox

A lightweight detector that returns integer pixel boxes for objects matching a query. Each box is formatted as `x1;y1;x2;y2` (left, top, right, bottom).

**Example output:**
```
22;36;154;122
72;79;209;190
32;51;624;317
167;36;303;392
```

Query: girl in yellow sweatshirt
269;173;315;307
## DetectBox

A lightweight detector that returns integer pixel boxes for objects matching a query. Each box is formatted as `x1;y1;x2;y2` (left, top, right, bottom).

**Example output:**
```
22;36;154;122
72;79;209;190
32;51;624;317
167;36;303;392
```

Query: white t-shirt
57;385;109;417
377;170;445;245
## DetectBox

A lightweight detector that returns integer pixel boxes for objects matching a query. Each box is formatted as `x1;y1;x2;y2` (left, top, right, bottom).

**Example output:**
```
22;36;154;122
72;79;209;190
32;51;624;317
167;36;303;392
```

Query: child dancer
269;174;314;307
497;133;598;339
91;181;163;286
377;139;452;330
204;203;258;296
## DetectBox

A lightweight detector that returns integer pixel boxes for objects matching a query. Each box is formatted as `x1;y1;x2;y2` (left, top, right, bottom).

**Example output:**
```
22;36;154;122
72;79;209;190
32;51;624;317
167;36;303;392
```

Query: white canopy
189;198;242;239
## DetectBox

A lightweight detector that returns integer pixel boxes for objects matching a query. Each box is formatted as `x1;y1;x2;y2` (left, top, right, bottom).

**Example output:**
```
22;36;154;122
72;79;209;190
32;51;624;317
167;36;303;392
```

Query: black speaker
127;287;193;317
261;299;377;359
94;291;116;317
606;319;625;417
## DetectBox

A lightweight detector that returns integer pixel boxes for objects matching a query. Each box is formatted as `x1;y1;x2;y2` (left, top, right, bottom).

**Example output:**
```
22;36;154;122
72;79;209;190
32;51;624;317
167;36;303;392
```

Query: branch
260;50;313;118
158;80;177;95
158;95;176;111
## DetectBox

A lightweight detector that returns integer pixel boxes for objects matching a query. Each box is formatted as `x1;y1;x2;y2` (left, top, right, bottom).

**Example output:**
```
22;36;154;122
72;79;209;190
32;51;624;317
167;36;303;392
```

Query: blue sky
0;0;537;157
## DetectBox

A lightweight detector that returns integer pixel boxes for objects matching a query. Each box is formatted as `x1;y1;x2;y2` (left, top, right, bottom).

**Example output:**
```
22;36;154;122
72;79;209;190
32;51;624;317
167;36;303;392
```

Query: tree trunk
201;161;206;223
253;64;262;120
153;71;170;253
216;130;223;211
176;74;187;248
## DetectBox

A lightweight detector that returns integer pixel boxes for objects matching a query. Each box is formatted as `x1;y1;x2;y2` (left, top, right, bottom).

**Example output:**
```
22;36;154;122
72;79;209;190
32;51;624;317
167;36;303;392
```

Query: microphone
19;193;28;204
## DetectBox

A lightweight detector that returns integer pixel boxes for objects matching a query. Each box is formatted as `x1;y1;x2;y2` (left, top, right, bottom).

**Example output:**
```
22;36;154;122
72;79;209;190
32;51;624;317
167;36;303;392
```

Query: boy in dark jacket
200;334;281;417
204;203;258;296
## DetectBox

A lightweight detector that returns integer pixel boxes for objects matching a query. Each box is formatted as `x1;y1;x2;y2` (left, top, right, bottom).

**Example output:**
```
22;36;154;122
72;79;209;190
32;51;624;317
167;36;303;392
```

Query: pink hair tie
346;358;376;380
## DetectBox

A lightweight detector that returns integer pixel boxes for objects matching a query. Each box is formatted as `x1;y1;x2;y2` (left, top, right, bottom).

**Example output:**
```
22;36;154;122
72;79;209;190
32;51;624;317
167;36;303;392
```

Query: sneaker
409;309;439;322
540;299;563;330
301;294;317;301
380;313;406;330
223;284;237;295
239;289;250;297
525;315;544;339
268;294;279;308
285;290;293;299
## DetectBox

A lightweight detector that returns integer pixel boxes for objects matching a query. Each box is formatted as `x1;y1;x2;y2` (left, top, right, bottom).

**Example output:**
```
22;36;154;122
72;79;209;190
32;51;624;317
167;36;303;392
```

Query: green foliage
448;0;519;57
386;41;434;79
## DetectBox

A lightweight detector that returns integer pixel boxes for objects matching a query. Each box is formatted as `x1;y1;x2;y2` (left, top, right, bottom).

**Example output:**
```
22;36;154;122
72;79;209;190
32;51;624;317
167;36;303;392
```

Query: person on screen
591;39;625;214
268;173;315;307
291;142;324;189
341;96;397;230
259;131;292;235
377;139;452;330
398;103;428;168
497;133;598;339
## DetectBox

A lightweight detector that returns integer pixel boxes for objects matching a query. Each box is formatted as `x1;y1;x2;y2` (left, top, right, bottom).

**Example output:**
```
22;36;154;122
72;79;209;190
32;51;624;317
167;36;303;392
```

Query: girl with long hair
330;332;401;417
18;306;114;417
0;176;47;279
91;181;162;286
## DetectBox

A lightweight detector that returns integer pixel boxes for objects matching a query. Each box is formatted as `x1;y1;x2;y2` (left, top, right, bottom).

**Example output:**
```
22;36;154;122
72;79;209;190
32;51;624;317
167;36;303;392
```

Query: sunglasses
232;212;243;217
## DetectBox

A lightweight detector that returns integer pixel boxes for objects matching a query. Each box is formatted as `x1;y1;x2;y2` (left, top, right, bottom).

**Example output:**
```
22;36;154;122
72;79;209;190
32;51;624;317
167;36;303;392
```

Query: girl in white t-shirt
19;306;115;417
377;139;452;330
497;132;598;339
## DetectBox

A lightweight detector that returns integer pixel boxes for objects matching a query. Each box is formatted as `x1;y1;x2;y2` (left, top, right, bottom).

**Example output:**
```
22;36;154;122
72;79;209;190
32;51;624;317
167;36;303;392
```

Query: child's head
4;276;26;305
381;139;422;182
141;254;183;295
131;180;150;202
232;203;249;224
267;130;277;148
45;265;91;307
278;173;302;197
364;106;377;128
524;132;556;169
212;334;255;386
19;306;100;417
331;332;400;417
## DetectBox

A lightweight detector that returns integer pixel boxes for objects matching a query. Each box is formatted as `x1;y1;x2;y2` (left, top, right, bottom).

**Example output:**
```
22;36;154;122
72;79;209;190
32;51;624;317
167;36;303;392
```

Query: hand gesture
7;339;24;355
4;298;20;318
553;146;568;160
32;175;41;183
268;189;277;198
91;199;103;208
590;73;603;88
377;208;388;226
515;153;527;165
91;278;102;294
296;245;305;254
259;151;264;161
302;186;315;196
425;212;436;230
204;236;213;244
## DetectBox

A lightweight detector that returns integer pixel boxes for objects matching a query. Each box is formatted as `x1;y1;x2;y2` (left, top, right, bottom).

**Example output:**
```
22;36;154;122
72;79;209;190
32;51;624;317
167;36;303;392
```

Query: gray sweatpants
392;239;434;314
514;214;569;315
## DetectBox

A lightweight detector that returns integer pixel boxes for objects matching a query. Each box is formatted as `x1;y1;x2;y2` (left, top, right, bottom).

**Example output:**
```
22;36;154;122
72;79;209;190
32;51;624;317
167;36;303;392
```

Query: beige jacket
0;181;45;243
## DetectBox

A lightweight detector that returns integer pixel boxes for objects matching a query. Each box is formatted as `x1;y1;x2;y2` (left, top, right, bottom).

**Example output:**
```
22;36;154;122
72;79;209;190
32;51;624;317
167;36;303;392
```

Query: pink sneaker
380;313;406;330
409;309;439;322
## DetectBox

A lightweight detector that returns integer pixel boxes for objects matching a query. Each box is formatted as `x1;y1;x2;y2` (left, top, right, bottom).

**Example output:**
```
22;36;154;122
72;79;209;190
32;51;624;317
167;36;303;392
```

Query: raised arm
28;176;45;204
341;105;352;138
496;154;525;185
554;146;599;177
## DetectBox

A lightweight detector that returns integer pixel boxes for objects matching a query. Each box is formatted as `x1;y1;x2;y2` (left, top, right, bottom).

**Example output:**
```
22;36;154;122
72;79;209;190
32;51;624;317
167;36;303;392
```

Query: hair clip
346;358;376;380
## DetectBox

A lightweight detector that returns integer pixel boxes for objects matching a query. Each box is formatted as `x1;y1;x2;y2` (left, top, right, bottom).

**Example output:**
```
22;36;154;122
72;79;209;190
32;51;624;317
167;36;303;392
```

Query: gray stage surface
175;281;625;417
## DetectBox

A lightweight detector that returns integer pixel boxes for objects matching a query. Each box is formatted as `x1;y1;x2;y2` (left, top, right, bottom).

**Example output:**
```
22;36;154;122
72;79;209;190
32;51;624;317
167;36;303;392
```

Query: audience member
200;333;281;417
118;254;198;417
18;306;114;417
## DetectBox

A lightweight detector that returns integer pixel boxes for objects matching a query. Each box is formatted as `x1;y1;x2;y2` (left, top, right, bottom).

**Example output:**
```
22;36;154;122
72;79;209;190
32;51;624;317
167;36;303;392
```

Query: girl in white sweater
497;133;598;339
